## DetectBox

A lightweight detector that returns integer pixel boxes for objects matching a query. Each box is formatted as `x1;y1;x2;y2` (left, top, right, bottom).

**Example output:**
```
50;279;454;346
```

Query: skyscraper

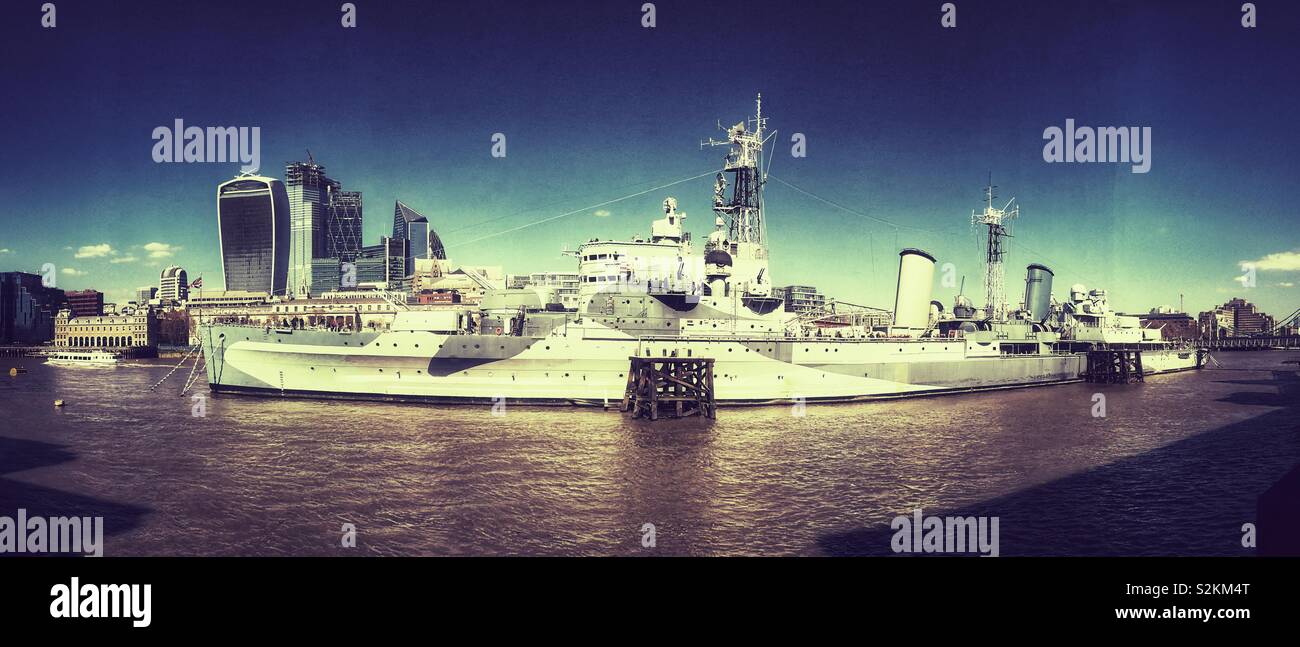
326;187;363;263
159;265;189;302
285;160;335;297
393;200;445;277
217;173;290;295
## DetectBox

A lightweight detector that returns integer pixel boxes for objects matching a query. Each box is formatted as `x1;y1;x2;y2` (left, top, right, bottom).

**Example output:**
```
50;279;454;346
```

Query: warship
200;98;1201;405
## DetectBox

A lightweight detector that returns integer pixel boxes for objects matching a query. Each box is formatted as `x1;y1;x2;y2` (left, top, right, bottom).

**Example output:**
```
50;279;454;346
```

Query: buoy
8;367;17;376
53;399;65;407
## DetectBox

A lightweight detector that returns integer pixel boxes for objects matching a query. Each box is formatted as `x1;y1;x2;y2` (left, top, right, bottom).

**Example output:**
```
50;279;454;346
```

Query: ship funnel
1023;264;1054;321
892;248;936;332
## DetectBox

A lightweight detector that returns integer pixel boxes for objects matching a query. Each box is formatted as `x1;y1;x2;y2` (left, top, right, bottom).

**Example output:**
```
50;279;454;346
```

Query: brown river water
1;351;1297;556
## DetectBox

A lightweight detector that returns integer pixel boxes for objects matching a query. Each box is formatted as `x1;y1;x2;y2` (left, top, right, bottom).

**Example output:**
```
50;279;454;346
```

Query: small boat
53;399;65;407
46;350;119;367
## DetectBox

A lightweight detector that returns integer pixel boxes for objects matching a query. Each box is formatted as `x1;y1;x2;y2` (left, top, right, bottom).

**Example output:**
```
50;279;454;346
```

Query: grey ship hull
199;324;1201;406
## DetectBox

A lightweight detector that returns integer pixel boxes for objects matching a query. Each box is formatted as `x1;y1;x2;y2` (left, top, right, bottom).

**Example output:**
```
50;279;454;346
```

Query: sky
1;0;1297;319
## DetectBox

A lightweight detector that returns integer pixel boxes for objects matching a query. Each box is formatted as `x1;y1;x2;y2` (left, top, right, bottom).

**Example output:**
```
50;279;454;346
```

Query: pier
1084;350;1144;383
622;356;716;420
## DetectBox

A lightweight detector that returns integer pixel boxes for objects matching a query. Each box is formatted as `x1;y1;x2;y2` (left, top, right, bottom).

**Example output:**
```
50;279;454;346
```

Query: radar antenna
971;175;1019;321
701;94;769;254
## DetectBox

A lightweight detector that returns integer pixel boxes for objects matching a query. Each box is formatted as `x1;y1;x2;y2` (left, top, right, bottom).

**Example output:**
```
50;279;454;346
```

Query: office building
1201;298;1276;337
136;286;158;306
159;265;189;302
285;160;335;297
393;201;446;278
326;188;363;262
356;236;408;290
310;258;343;296
217;173;291;296
0;271;66;344
65;289;105;317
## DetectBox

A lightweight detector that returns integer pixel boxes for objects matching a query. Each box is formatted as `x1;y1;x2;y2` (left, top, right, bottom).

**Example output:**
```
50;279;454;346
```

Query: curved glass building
217;174;290;295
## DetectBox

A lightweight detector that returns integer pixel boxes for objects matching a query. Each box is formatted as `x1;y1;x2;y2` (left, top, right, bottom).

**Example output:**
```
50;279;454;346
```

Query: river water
1;351;1297;556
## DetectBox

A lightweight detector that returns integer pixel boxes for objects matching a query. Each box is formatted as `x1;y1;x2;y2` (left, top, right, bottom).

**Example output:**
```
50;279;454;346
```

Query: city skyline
1;0;1297;315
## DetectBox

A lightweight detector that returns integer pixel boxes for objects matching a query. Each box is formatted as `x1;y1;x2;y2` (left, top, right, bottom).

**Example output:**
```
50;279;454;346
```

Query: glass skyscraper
393;200;445;278
284;161;333;297
217;174;290;295
326;187;363;262
356;236;409;290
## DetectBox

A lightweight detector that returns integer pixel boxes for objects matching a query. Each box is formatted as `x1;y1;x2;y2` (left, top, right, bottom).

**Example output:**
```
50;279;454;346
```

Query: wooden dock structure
622;356;716;420
1084;349;1144;383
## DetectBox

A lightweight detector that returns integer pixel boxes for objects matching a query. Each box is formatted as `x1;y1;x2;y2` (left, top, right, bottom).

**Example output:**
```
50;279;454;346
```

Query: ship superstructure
200;98;1201;406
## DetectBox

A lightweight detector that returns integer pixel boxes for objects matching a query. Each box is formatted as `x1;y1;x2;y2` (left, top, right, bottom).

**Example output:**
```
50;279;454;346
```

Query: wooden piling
1084;349;1144;383
622;356;716;420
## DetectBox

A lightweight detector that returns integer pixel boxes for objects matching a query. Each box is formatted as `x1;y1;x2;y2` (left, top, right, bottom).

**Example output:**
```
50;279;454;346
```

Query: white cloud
61;267;88;277
75;243;116;259
110;255;139;264
592;209;611;217
143;242;180;259
1241;250;1300;272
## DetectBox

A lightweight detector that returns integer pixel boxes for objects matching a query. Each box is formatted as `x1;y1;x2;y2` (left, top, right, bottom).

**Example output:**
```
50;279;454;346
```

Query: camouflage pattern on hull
200;324;1198;406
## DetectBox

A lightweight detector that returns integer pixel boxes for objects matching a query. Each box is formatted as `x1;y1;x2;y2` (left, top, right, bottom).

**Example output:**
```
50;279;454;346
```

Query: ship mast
971;176;1018;321
702;94;771;256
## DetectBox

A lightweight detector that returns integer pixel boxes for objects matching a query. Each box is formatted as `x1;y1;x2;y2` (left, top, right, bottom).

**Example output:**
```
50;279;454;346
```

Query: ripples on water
1;352;1297;556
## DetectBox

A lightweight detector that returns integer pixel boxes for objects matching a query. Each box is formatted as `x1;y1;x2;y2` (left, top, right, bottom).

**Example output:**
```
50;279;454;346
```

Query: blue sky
1;0;1297;317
